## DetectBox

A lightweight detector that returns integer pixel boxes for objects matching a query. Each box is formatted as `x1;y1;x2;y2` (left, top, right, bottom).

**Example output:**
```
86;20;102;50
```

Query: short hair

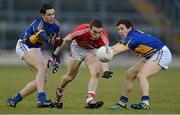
90;19;103;29
40;4;54;14
116;19;133;29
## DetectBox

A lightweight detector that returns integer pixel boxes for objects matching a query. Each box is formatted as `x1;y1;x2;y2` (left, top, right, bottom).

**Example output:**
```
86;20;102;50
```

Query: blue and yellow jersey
19;17;61;48
120;28;164;58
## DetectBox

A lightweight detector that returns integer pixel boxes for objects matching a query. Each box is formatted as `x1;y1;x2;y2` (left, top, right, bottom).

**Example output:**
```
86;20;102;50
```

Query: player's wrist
52;53;61;62
52;53;56;57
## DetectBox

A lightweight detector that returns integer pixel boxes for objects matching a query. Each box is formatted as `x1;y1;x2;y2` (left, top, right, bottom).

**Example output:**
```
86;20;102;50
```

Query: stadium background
0;0;180;67
0;0;180;114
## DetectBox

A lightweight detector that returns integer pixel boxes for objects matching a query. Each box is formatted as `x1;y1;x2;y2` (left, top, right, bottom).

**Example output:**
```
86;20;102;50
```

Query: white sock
142;100;150;106
118;101;127;106
86;97;93;104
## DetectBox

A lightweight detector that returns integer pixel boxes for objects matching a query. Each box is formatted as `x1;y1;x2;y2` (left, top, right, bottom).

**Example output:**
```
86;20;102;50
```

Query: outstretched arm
47;34;72;73
111;43;129;56
53;34;72;55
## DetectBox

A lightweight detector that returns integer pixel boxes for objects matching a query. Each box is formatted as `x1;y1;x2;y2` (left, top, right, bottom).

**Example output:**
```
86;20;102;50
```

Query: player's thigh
85;55;102;75
137;60;162;78
26;62;37;75
127;59;146;76
23;49;46;70
66;57;82;77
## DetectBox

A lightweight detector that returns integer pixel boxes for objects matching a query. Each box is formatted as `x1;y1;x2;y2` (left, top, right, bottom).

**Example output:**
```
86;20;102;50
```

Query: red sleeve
98;30;109;47
70;24;90;39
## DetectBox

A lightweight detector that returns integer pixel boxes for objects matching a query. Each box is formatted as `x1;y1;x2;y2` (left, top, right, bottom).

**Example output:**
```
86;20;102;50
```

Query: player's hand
47;54;56;68
47;53;61;73
52;61;60;73
102;71;113;79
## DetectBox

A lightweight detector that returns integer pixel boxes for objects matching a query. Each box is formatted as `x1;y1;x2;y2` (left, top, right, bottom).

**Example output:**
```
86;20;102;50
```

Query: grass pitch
0;65;180;114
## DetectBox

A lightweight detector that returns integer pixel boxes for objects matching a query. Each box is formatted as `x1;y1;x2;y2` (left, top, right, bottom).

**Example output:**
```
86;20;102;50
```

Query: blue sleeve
55;26;61;37
38;32;49;43
31;19;42;33
31;18;50;43
122;36;138;49
54;25;61;38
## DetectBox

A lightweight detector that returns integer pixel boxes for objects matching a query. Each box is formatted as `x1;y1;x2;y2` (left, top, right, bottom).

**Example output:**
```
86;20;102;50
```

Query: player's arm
101;42;128;79
31;20;51;43
111;43;129;56
48;32;74;73
37;30;50;43
53;33;73;55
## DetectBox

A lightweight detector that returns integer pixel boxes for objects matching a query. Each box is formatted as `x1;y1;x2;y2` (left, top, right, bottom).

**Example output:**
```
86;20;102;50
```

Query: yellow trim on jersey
120;44;129;49
117;43;129;50
144;49;157;57
126;39;132;47
29;34;38;44
35;29;44;36
135;45;155;56
29;30;44;44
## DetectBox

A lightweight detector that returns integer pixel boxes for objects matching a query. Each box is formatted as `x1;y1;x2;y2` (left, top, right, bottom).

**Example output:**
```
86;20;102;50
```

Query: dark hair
90;19;103;29
116;19;133;29
40;4;54;14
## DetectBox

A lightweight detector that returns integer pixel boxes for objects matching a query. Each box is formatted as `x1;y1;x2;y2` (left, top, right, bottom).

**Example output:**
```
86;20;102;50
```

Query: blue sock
38;92;46;103
12;93;23;103
118;96;128;106
141;95;150;101
141;96;150;105
120;96;128;103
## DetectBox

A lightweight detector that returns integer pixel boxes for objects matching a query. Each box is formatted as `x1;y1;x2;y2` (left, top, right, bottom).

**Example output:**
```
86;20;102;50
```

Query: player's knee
136;73;146;81
37;62;47;72
126;69;136;78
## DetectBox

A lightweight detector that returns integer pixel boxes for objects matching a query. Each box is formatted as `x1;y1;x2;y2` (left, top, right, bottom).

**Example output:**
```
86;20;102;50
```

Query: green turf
0;65;180;114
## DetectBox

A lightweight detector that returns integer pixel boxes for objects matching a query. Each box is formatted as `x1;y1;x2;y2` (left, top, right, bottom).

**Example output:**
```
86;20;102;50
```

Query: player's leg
8;41;50;107
19;76;48;98
111;59;145;110
130;60;162;110
7;81;37;107
7;64;38;107
58;58;81;88
7;50;47;107
138;61;162;97
18;65;48;98
54;58;81;108
18;62;38;97
7;41;32;107
84;55;103;109
131;46;172;110
22;49;51;107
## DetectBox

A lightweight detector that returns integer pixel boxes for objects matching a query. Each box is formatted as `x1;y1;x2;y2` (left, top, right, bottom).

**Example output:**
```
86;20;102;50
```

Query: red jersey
70;24;109;49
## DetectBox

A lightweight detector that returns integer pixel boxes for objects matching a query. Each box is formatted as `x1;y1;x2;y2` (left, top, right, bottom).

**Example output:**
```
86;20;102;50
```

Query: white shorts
16;39;41;59
70;40;97;61
146;45;172;69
